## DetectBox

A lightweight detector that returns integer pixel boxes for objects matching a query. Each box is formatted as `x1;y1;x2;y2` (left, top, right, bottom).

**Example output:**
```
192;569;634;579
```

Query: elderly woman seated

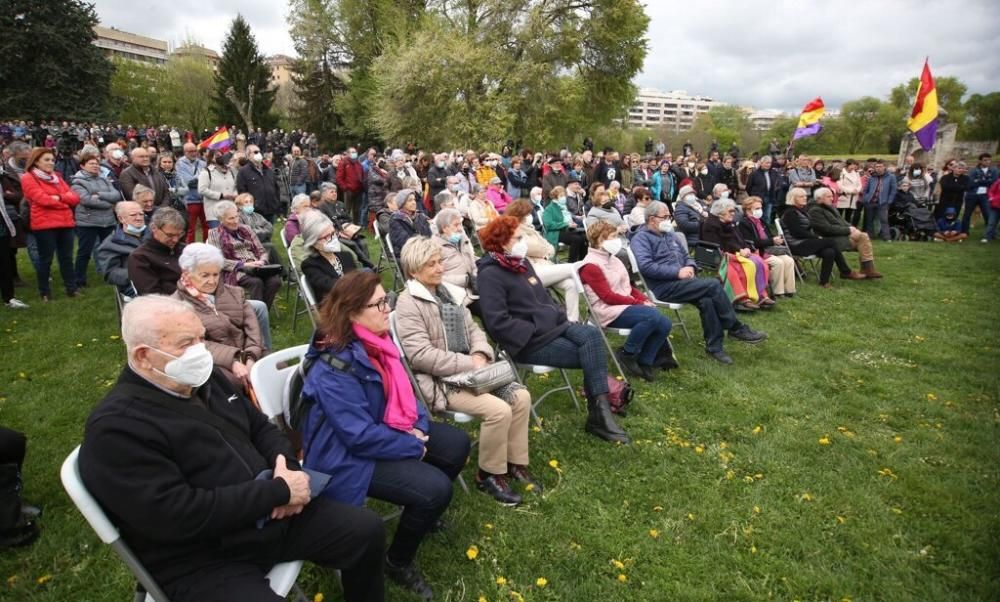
431;208;478;302
207;200;282;307
475;216;628;444
388;188;431;257
699;198;775;312
171;243;265;389
283;193;313;243
807;187;883;278
579;222;674;381
737;196;797;298
504;200;579;321
781;188;866;288
673;184;710;246
627;186;654;229
468;183;498;233
300;211;358;303
396;236;537;506
235;192;273;245
584;186;628;232
300;271;470;599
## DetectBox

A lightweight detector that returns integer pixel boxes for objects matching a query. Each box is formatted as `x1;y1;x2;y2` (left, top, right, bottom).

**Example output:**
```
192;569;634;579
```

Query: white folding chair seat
623;246;692;341
571;269;631;383
774;219;819;281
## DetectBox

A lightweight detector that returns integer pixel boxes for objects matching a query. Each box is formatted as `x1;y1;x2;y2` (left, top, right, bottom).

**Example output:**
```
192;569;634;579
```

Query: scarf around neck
31;168;58;184
490;251;528;273
352;323;419;432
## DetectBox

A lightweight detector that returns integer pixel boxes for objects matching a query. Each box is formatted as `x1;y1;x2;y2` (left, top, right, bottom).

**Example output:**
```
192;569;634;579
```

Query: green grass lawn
1;233;998;601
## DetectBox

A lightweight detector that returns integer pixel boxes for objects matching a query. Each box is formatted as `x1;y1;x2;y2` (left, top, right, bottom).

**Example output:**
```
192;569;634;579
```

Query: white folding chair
61;446;306;602
298;273;319;330
250;344;310;425
279;227;300;304
774;219;819;281
570;269;630;384
624;246;692;341
375;221;404;291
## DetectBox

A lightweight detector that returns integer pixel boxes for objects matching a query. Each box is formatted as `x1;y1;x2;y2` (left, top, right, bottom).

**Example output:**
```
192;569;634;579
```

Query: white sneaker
981;238;989;243
6;298;29;309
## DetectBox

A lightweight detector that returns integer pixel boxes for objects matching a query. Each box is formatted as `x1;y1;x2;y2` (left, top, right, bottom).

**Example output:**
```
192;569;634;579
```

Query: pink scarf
352;323;419;432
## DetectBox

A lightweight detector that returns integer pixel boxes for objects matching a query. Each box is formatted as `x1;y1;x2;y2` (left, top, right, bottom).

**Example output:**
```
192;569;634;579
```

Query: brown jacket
433;234;477;300
394;280;492;412
172;281;264;385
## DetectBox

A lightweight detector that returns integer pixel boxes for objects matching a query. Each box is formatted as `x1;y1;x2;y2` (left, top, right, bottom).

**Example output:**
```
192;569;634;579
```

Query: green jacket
542;201;569;247
806;203;851;252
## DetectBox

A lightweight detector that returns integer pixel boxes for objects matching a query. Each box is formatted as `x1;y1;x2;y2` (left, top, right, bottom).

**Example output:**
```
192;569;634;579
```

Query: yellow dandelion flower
751;425;762;434
753;473;764;480
611;559;625;570
725;470;735;480
7;575;17;586
893;435;903;443
484;523;494;530
569;541;581;550
743;475;754;483
719;442;728;449
314;594;324;602
750;545;757;554
75;343;83;348
649;529;660;538
617;574;628;583
536;577;548;588
109;335;120;340
694;445;704;454
818;436;831;445
478;597;487;602
496;576;507;586
548;459;559;469
836;516;846;524
652;505;663;512
532;425;541;432
466;545;479;560
36;575;52;585
799;493;814;502
753;505;761;514
926;393;937;401
687;512;696;521
841;597;852;602
525;483;535;492
511;592;525;602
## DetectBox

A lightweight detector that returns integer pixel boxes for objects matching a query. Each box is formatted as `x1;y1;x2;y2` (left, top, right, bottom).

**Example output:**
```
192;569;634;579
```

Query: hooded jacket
71;169;120;228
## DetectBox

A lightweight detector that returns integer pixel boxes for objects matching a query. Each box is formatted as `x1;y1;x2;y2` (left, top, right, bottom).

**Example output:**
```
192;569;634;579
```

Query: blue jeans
33;227;76;296
864;203;890;241
515;323;609;397
75;225;115;287
290;184;307;197
986;207;1000;241
961;194;989;234
248;300;272;350
608;305;672;366
367;422;469;566
206;219;219;229
651;277;741;353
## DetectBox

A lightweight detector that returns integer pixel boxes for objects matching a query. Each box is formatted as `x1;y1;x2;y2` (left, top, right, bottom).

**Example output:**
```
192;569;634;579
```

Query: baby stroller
889;196;937;241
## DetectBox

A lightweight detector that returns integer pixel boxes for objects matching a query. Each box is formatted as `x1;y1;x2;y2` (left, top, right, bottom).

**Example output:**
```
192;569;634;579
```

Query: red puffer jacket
335;158;364;192
21;171;79;231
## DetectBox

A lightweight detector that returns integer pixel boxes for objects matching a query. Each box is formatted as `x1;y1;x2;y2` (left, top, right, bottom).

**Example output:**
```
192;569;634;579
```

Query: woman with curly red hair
475;216;629;444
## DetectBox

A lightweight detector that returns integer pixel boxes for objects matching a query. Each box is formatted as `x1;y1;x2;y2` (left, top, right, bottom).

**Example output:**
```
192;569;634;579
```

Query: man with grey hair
128;207;187;295
96;201;149;296
631;201;766;364
79;295;386;601
427;153;452;201
119;147;170;207
808;187;882;278
711;182;731;201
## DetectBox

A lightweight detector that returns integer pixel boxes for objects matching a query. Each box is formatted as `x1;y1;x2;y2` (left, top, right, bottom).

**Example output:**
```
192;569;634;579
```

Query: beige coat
518;223;554;265
433;235;477;301
394;280;493;412
837;170;863;209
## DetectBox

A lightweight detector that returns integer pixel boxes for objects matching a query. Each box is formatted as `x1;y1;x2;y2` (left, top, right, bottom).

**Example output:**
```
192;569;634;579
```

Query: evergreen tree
212;15;277;131
290;57;347;148
0;0;113;120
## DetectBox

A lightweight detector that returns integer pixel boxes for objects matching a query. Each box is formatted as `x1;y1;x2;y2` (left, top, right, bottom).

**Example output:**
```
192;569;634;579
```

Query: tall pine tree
212;15;277;131
0;0;113;120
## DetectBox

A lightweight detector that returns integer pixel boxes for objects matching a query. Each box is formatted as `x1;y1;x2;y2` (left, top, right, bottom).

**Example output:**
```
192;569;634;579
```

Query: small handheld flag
198;127;232;151
792;98;825;141
907;59;939;151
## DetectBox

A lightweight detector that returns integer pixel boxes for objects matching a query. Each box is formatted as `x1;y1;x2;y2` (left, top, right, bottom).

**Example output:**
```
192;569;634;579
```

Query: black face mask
237;158;249;167
215;156;227;167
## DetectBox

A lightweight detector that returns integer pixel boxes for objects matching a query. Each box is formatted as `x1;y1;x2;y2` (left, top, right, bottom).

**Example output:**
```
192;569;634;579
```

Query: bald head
122;295;199;351
183;142;198;159
131;147;150;168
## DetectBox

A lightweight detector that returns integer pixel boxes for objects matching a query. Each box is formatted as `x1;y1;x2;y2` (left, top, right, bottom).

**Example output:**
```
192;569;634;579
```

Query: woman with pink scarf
300;270;470;600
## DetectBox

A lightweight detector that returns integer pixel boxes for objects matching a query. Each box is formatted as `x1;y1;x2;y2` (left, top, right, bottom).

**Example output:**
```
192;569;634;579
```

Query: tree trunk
225;84;255;132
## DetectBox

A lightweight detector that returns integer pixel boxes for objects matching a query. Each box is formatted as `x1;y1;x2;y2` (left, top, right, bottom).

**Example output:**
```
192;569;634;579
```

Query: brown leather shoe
819;282;833;289
863;267;883;279
840;271;867;280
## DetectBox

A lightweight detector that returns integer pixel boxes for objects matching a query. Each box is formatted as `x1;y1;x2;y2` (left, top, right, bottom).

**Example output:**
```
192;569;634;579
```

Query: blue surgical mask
556;197;567;205
125;223;146;235
447;232;462;245
240;205;254;215
349;152;358;160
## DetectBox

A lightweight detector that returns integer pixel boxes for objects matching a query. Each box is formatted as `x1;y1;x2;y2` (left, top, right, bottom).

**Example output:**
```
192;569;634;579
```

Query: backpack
282;351;350;457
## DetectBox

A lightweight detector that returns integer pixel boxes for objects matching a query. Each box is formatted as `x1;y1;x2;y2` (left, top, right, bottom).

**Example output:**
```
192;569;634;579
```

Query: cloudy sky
92;0;999;113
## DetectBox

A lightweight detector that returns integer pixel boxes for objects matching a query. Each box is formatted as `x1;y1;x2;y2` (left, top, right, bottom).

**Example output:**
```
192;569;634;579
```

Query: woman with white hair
388;188;431;255
432;208;478;304
283;193;313;243
700;198;775;312
171;242;264;389
300;211;358;303
207;200;281;307
235;192;273;245
394;236;537;506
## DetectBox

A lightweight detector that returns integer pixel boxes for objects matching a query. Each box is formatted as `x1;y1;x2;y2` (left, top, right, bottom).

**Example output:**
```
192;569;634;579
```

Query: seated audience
389;189;431;256
172;243;266;389
673;184;709;246
375;190;399;239
627;186;653;229
315;183;373;268
432;208;477;303
699;198;775;312
542;186;588;262
736;196;797;298
504;200;579;321
632;201;767;365
781;188;866;288
468;184;498;232
934;207;966;242
283;193;313;243
475;216;628;443
300;211;358;303
396;236;537;506
584;186;627;232
128;207;186;295
485;176;512;213
95;201;149;297
236;192;273;246
79;295;385;602
300;271;471;600
207;200;281;308
579;222;673;381
808;187;883;278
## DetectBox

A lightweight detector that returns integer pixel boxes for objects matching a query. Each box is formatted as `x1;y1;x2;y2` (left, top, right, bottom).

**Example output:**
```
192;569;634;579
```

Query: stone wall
897;123;998;171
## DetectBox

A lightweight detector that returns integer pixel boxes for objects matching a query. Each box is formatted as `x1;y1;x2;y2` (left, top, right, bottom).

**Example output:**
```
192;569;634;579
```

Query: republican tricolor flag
792;97;825;140
907;59;939;151
198;127;232;151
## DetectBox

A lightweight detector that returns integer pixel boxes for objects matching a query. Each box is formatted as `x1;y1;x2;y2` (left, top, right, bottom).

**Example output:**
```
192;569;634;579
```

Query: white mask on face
751;208;763;219
912;170;922;177
658;220;675;233
148;343;214;387
509;239;528;259
252;152;263;163
323;238;341;253
523;215;533;226
684;194;698;203
111;149;124;161
601;238;623;255
700;169;709;176
720;191;730;199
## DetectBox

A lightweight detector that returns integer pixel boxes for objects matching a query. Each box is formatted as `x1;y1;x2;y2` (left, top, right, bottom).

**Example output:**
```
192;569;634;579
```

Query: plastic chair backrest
61;446;120;544
299;273;317;308
249;344;310;421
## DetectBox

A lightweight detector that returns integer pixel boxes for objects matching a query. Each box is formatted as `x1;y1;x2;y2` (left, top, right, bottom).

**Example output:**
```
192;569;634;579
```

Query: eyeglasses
364;298;390;312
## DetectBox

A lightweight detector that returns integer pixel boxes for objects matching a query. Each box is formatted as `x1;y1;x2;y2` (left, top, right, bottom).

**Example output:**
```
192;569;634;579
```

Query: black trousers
557;228;588;262
164;496;386;602
0;426;26;466
0;235;13;302
791;239;850;285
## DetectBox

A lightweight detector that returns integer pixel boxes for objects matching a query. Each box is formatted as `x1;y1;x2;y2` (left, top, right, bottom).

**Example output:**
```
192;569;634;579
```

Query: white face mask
323;238;341;253
111;149;124;161
912;170;922;176
658;220;675;233
601;238;623;255
700;169;709;176
751;208;763;219
530;195;542;205
720;191;730;199
252;152;263;163
509;239;528;259
149;343;214;387
523;215;533;226
684;194;698;203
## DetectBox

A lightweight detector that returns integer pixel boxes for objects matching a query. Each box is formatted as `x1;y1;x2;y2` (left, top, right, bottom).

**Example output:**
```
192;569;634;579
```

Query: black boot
653;340;679;371
615;348;650;381
385;558;434;600
0;464;38;549
585;394;630;444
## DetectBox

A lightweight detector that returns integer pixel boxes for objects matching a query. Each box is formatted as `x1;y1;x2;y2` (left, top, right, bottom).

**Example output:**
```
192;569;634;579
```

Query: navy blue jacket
631;226;695;289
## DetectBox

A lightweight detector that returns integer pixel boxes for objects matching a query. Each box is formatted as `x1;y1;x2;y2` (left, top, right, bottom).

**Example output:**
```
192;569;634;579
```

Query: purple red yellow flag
907;59;939;151
792;97;825;140
198;127;232;151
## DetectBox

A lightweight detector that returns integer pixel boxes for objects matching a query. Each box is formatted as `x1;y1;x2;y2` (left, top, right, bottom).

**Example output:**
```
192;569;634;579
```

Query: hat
566;176;581;185
944;206;957;216
546;157;562;165
488;176;502;185
678;185;696;199
395;188;415;206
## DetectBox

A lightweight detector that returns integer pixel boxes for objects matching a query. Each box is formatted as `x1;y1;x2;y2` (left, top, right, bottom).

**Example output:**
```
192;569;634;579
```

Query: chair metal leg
559;369;580;411
456;473;470;494
673;309;692;341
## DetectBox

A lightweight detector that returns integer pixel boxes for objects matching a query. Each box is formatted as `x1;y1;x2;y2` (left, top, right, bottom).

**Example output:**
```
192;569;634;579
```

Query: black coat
301;251;357;303
79;367;299;586
699;214;748;253
475;254;569;358
736;217;775;253
236;163;281;217
780;205;819;247
388;210;431;256
746;168;778;205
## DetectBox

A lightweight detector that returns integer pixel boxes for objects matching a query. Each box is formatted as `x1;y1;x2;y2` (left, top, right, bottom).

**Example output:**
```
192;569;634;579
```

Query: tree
963;92;1000;141
889;75;967;129
0;0;113;119
162;55;216;134
108;58;168;128
687;106;757;155
213;15;277;131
